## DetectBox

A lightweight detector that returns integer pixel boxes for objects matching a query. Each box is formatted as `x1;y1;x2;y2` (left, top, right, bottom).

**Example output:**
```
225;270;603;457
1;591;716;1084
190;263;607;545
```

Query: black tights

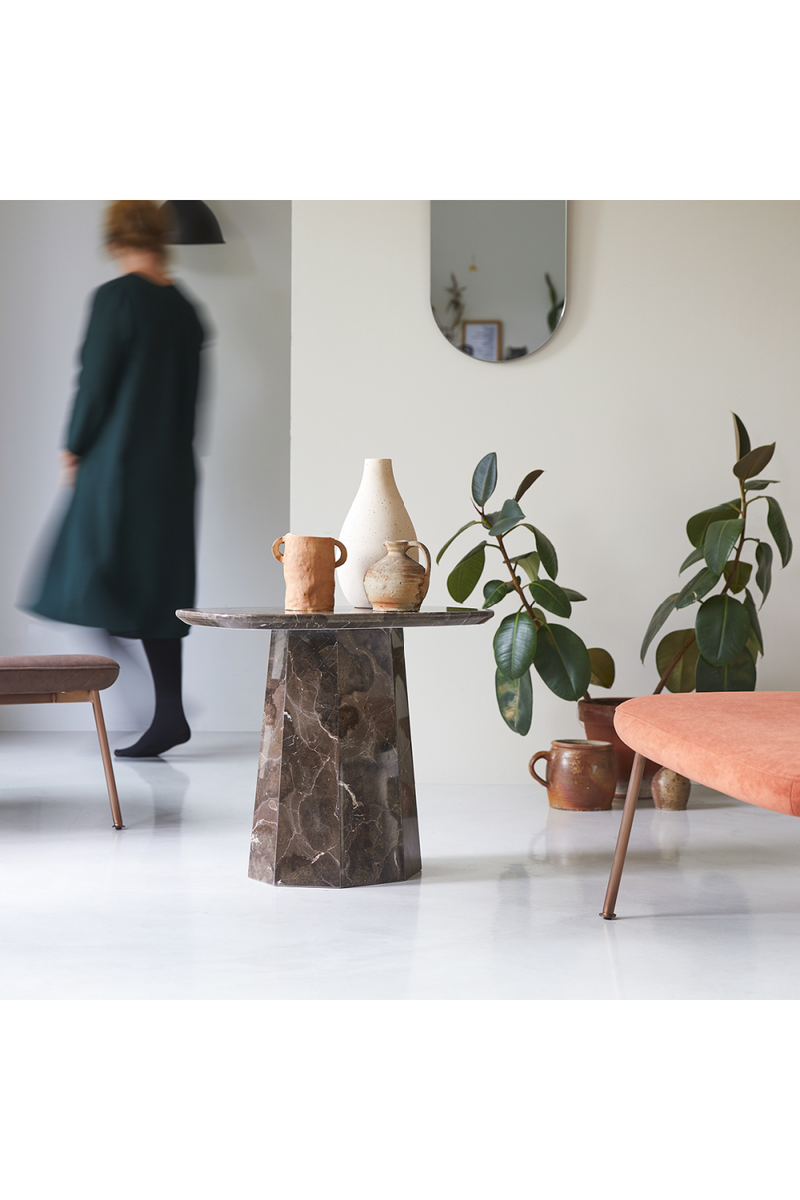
114;637;190;758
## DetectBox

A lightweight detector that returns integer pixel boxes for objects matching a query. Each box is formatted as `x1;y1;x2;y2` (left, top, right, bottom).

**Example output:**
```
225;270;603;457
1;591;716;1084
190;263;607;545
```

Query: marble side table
177;607;492;888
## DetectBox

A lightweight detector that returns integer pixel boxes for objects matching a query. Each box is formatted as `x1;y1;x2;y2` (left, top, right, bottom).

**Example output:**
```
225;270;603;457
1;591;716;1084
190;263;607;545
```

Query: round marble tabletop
177;606;494;631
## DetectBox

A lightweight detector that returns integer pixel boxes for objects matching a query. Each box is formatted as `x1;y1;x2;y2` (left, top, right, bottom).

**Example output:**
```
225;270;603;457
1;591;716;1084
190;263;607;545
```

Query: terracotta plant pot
529;739;616;811
577;697;660;799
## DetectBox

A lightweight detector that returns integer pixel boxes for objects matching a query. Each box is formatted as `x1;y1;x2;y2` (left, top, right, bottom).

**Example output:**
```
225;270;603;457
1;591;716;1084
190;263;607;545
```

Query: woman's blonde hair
104;200;171;253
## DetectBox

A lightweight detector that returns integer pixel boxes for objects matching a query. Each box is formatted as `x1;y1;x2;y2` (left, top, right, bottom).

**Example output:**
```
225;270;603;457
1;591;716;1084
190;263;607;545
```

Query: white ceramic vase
338;459;417;608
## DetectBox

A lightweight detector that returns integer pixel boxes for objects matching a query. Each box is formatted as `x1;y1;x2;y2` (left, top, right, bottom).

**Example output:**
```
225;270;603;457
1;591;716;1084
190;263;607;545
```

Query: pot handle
272;535;289;563
528;751;550;788
407;541;431;583
333;539;348;568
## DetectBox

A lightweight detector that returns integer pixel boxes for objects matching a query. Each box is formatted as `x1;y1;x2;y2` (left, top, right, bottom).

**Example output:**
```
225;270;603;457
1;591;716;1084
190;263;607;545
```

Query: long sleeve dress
28;272;205;639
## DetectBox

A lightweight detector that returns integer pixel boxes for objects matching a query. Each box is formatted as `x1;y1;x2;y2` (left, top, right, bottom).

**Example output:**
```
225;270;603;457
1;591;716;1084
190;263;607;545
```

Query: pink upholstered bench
0;655;124;829
601;692;800;918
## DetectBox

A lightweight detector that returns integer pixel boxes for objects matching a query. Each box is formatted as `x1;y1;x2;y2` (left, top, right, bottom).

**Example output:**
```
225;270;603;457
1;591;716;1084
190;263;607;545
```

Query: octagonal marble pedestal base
249;628;422;887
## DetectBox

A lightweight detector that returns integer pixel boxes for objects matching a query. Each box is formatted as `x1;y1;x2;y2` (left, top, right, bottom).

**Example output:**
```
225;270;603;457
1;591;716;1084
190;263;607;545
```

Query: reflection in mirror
430;201;567;361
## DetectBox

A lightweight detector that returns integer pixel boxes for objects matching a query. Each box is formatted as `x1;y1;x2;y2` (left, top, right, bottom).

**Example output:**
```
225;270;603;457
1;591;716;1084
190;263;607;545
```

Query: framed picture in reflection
462;320;502;362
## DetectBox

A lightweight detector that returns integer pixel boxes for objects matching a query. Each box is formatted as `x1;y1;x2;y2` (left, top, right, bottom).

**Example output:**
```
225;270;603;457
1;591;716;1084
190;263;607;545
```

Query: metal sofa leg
601;751;645;919
89;689;125;829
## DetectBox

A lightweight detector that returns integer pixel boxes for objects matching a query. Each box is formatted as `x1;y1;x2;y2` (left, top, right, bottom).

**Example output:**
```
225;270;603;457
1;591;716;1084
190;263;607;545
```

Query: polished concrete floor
2;731;800;1001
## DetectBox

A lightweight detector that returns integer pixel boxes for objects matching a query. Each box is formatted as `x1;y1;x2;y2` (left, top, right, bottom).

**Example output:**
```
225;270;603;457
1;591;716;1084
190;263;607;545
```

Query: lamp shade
163;201;225;245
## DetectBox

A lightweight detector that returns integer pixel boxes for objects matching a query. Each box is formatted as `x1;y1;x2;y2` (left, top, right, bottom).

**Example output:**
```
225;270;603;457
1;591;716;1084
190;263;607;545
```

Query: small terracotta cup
272;534;347;612
529;739;616;811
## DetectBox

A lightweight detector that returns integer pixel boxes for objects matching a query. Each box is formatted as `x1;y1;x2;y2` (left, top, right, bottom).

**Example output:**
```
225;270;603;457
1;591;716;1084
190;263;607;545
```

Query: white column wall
290;200;800;786
0;200;290;732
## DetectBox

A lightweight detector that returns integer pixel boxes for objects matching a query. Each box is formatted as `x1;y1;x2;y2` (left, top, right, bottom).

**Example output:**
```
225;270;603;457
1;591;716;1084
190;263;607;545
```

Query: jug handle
272;535;288;563
333;539;348;567
407;541;431;582
528;751;550;788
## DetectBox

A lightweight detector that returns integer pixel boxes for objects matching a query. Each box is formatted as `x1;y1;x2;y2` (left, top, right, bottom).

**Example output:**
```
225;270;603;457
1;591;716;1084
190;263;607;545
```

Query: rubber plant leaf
742;588;763;655
733;412;751;461
514;469;544;503
482;579;515;609
679;545;705;573
533;623;591;702
588;647;615;689
696;648;756;692
521;524;558;580
528;579;572;619
471;453;498;507
493;611;538;679
765;495;793;567
676;568;721;610
655;629;699;693
446;543;487;604
744;479;778;491
695;594;751;667
703;517;744;575
495;668;533;736
487;499;525;537
733;443;776;481
436;520;482;565
755;540;773;606
722;560;752;594
686;501;741;549
641;593;679;662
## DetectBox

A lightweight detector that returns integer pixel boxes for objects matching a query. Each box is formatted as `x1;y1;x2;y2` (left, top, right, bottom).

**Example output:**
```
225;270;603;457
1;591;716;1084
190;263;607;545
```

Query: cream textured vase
338;459;417;608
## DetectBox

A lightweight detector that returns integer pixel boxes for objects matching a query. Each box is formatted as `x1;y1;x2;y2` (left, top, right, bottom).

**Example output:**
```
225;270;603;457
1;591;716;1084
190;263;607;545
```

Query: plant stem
495;531;543;627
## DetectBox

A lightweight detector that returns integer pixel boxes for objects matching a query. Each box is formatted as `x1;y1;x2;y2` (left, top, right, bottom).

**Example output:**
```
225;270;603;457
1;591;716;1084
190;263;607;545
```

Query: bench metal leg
601;750;645;919
89;690;125;829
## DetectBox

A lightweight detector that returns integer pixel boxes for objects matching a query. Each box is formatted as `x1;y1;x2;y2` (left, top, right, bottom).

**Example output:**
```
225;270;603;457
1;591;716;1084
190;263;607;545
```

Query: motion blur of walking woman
27;200;206;758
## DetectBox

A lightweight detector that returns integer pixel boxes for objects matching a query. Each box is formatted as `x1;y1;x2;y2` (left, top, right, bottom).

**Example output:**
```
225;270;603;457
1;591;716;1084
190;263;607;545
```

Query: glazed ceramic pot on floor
338;459;417;608
577;696;660;798
363;540;431;612
651;767;692;810
528;739;616;811
272;534;347;612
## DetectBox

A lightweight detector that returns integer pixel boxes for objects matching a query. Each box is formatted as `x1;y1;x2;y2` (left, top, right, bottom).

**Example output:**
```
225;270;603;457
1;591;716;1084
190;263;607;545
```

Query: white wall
290;200;800;786
0;200;290;732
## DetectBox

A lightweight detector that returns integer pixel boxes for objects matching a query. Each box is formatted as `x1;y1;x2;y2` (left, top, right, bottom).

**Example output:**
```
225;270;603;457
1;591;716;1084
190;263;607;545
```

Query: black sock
114;637;191;758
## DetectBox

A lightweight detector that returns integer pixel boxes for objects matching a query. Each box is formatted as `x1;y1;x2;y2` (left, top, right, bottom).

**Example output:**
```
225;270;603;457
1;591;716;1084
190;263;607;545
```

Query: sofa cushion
614;692;800;816
0;655;120;695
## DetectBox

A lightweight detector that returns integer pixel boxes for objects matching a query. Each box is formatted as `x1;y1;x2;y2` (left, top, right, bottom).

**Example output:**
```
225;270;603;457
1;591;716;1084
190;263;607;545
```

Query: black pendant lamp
163;201;225;244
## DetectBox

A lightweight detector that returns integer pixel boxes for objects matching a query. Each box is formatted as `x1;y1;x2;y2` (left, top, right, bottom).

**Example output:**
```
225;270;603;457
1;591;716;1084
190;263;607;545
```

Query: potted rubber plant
437;452;613;736
579;412;793;792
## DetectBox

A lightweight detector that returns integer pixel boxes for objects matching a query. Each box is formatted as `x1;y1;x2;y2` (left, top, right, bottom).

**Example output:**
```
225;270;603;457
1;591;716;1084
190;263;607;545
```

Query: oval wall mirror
430;200;567;362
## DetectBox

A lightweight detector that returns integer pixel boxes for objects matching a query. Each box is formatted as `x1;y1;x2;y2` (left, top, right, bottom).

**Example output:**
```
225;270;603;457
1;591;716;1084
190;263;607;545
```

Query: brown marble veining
178;605;493;888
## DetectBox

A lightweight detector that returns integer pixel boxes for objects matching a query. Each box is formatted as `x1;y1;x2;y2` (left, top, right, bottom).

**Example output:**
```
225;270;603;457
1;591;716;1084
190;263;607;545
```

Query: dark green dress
29;273;205;639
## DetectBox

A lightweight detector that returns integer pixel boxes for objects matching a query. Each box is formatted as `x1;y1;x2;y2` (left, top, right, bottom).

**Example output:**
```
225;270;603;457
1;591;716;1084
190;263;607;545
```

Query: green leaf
509;551;540;583
704;517;744;574
744;479;778;491
641;593;679;662
493;611;538;679
733;413;751;461
446;543;487;603
733;442;776;481
522;524;558;580
482;579;515;609
487;499;526;537
743;588;763;655
766;495;793;567
495;668;532;735
686;501;741;548
436;520;482;565
561;588;587;602
755;540;773;606
679;545;706;573
695;594;751;666
696;649;756;692
656;629;699;693
533;624;592;701
588;647;615;689
528;579;572;618
471;453;498;508
722;560;752;594
675;567;720;609
514;469;543;503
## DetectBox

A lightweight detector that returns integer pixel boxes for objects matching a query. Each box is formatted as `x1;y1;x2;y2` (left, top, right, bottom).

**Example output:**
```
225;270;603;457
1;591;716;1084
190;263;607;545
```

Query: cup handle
528;751;550;788
333;539;348;567
407;541;431;583
272;536;288;563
